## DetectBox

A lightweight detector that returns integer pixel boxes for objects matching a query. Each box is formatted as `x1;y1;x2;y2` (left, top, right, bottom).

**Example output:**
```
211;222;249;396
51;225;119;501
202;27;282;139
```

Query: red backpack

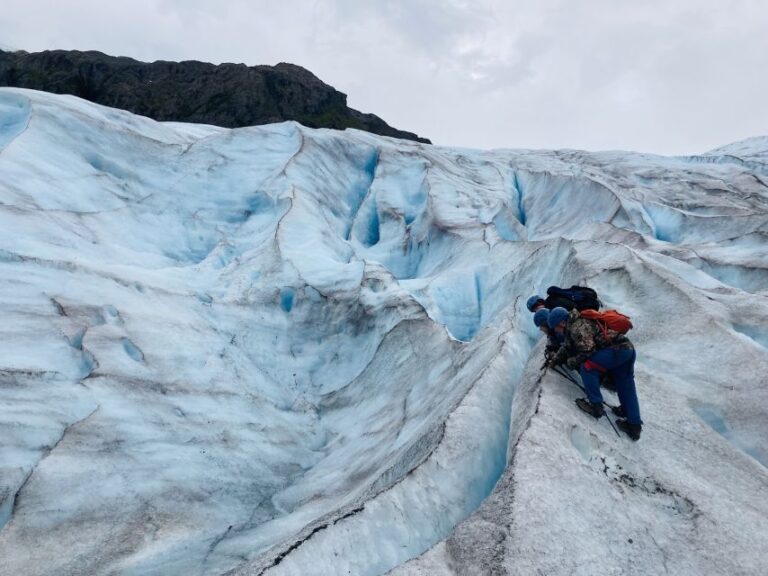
579;309;633;339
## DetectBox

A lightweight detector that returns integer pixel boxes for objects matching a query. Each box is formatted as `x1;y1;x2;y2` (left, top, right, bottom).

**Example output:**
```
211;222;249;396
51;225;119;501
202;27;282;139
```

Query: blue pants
580;348;642;425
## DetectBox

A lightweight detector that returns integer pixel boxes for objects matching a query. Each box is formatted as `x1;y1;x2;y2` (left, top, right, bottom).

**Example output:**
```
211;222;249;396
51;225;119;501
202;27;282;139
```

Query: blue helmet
533;308;550;328
547;307;569;329
526;295;544;312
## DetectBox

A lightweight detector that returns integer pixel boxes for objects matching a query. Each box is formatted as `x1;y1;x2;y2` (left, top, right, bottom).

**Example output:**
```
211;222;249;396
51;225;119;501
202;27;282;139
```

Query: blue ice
692;402;767;467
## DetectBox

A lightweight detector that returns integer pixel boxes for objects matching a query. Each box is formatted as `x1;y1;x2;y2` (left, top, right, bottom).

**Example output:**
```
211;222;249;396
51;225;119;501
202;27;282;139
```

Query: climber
547;306;642;441
532;308;562;363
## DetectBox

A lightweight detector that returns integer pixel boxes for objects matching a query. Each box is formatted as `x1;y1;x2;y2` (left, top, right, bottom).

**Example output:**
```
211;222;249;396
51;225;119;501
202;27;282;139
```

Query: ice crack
0;405;100;533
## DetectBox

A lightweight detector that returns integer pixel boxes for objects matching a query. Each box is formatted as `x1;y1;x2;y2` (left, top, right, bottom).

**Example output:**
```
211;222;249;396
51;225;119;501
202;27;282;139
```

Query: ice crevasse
0;88;767;576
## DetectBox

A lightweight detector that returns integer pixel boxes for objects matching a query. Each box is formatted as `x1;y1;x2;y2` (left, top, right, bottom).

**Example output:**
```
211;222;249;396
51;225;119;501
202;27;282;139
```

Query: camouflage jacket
554;309;633;366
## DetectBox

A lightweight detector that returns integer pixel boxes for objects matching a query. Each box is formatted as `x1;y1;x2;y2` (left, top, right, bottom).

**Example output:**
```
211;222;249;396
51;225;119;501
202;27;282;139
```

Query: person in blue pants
547;307;642;440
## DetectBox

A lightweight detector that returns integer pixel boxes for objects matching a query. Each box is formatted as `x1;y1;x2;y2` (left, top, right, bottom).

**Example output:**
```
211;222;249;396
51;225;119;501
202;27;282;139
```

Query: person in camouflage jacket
547;307;642;440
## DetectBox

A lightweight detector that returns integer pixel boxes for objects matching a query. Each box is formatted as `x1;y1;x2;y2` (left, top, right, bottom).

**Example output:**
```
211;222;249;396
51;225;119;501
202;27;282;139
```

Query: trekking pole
598;403;620;437
552;366;618;411
563;367;621;438
549;366;620;438
551;366;583;391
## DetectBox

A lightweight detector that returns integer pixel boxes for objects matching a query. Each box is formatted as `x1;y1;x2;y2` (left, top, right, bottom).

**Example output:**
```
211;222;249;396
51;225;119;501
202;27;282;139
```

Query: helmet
526;295;544;312
533;308;550;328
547;307;569;329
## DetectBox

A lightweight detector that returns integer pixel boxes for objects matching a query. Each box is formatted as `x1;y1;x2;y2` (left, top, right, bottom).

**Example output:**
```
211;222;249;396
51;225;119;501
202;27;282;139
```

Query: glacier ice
0;88;767;576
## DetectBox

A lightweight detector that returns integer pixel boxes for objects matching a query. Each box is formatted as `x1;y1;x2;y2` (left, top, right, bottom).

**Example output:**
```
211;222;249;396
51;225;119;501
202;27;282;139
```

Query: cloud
1;0;767;153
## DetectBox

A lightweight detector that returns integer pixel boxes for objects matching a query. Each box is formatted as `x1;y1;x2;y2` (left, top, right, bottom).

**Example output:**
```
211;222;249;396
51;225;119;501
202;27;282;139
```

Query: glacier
0;88;766;576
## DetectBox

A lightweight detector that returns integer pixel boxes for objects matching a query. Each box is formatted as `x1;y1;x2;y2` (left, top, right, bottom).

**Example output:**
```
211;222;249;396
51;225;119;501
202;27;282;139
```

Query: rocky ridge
0;49;429;143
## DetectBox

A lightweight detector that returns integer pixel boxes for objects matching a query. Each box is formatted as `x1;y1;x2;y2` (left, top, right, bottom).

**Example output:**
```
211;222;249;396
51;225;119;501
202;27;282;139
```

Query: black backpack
544;285;601;311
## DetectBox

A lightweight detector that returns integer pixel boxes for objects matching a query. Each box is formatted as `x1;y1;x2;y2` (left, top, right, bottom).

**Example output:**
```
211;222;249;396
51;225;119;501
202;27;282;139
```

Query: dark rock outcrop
0;49;430;143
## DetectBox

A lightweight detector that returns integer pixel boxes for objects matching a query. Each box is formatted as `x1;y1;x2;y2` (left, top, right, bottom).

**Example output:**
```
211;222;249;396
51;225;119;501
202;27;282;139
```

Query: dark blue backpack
544;285;601;311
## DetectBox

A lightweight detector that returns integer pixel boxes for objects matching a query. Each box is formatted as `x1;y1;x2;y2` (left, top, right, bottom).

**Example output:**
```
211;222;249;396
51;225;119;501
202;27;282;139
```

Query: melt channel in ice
0;88;767;576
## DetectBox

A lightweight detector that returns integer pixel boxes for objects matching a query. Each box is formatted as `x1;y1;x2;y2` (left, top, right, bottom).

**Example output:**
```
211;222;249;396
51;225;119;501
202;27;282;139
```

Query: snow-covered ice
0;88;766;576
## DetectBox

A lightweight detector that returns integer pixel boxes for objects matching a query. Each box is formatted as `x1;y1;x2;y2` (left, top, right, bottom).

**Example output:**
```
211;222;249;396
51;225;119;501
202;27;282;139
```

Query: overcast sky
2;0;767;154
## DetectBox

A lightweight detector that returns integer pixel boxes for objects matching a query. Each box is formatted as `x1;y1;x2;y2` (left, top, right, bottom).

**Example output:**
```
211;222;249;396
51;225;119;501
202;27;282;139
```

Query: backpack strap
579;309;611;341
595;319;611;342
583;358;607;372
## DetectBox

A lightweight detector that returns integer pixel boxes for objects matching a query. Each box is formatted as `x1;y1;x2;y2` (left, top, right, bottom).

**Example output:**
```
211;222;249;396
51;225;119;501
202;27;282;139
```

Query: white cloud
1;0;767;153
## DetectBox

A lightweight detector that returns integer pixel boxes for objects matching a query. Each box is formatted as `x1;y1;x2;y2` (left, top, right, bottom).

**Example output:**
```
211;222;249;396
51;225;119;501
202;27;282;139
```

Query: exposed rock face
0;49;430;143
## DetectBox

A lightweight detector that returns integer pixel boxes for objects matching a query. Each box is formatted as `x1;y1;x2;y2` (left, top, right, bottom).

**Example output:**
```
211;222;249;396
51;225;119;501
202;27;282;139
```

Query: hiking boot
576;398;604;419
611;405;626;418
616;419;642;441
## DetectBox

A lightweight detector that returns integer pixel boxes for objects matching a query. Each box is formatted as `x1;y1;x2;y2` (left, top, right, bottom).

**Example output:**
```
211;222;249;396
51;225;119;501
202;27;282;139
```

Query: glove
547;347;567;368
566;356;580;369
